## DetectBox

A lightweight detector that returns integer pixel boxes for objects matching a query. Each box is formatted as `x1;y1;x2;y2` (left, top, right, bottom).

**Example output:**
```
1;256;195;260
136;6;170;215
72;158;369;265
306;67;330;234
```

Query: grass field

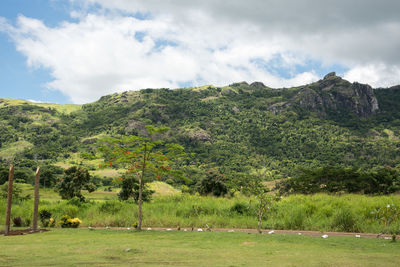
0;229;399;266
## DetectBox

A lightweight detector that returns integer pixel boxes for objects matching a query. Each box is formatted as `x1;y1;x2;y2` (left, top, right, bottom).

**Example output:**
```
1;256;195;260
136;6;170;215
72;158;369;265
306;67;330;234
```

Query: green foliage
55;166;96;201
0;182;31;201
1;81;400;192
332;207;359;232
39;209;55;227
0;166;8;185
197;169;228;197
277;166;400;195
371;204;400;229
40;165;64;188
117;174;155;203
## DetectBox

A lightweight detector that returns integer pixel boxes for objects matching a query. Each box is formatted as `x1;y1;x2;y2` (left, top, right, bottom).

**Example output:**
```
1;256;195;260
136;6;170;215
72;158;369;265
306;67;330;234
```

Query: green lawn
0;229;399;266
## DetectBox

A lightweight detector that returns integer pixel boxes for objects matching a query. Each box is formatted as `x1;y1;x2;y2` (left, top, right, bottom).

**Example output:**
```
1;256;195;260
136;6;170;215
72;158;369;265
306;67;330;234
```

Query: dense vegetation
1;74;400;194
1;191;399;234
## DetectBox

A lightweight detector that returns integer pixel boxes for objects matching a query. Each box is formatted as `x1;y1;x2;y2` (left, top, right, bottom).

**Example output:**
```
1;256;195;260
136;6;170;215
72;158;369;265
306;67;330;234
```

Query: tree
97;125;185;230
197;169;228;196
40;165;64;188
242;174;280;233
117;173;155;203
55;166;96;201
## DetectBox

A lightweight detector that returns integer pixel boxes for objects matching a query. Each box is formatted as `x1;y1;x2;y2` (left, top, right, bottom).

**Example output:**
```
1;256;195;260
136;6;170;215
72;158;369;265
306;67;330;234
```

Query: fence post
4;165;14;236
33;166;40;231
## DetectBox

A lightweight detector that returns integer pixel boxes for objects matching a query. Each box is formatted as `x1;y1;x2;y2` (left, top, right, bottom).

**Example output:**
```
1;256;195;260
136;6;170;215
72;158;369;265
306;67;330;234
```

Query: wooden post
32;166;40;231
4;165;14;236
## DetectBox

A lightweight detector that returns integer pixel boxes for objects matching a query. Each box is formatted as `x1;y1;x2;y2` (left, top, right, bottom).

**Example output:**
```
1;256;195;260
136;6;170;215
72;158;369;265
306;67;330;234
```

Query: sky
0;0;399;104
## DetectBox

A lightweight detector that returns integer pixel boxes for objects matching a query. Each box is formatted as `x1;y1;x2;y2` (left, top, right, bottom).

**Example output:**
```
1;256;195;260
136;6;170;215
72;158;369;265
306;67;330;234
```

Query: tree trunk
5;165;14;236
138;144;147;231
257;212;262;234
33;166;40;231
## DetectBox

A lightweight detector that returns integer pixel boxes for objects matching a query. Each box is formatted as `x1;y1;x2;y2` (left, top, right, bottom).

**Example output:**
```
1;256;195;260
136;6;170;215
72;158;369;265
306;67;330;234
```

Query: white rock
228;230;235;232
268;231;275;234
322;235;328;239
384;237;391;240
197;229;203;232
355;235;361;238
127;228;130;230
298;233;302;235
106;226;110;229
147;227;152;231
166;228;172;231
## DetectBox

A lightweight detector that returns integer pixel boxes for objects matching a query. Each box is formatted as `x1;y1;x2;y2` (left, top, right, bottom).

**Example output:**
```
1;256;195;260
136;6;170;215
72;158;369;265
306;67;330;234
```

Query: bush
24;218;31;227
39;209;52;227
197;170;228;197
230;202;253;216
13;216;23;227
55;166;96;201
59;215;82;228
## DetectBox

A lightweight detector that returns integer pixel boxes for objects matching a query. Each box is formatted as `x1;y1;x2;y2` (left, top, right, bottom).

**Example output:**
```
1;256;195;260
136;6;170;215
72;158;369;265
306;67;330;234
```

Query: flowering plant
59;215;82;228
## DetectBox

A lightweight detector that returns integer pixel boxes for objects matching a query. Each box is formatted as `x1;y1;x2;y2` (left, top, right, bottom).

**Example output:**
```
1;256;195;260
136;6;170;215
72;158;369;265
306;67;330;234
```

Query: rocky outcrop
293;73;379;118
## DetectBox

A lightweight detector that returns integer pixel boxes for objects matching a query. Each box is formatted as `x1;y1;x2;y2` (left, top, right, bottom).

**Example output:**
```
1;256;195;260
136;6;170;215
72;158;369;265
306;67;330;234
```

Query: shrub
13;216;23;227
24;218;31;227
197;169;228;197
39;209;51;226
55;166;96;201
230;202;253;216
59;215;82;228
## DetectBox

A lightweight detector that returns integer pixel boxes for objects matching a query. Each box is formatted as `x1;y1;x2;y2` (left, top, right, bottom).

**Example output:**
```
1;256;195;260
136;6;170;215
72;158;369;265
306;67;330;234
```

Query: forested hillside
1;73;400;188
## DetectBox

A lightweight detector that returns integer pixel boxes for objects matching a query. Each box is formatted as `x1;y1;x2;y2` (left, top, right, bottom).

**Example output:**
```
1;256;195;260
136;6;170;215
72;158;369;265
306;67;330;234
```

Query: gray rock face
294;73;379;118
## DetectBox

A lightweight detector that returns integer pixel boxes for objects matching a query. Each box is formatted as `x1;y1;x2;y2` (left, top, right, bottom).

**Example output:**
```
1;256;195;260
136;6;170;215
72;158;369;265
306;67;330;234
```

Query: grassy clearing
0;229;399;266
0;98;81;114
0;140;33;160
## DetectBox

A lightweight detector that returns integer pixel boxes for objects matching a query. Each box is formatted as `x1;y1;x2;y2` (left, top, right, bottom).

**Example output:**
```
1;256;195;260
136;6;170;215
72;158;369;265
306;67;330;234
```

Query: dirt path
0;228;49;236
89;227;398;239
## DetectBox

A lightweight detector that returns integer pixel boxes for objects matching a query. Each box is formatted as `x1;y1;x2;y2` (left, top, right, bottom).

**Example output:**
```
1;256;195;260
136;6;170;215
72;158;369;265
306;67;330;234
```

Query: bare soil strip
86;227;399;239
0;228;49;236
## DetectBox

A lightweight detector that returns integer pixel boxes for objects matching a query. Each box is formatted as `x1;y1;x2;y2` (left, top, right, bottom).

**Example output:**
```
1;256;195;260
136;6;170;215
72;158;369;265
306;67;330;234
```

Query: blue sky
1;0;399;104
0;0;73;103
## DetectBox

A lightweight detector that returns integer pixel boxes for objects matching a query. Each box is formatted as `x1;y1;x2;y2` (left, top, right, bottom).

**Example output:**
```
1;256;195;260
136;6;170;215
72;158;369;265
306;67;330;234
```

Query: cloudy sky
1;0;399;104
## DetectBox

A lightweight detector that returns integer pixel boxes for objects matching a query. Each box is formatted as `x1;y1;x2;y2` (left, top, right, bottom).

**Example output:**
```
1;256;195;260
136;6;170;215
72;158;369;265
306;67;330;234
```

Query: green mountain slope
1;73;400;181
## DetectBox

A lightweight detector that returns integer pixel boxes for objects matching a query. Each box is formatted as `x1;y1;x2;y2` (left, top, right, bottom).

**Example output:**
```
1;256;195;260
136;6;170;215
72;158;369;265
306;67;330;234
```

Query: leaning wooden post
4;165;14;236
32;166;40;231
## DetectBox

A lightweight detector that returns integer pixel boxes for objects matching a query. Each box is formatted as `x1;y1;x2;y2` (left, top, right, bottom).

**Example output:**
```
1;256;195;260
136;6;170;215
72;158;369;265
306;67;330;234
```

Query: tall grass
1;193;399;233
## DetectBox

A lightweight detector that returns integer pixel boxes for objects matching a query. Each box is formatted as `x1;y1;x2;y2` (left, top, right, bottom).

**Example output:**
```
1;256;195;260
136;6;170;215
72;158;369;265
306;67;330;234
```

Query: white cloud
2;0;400;103
344;64;400;88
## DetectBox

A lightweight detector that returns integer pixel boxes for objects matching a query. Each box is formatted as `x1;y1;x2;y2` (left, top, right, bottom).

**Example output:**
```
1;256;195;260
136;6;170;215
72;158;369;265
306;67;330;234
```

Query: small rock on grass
124;248;131;252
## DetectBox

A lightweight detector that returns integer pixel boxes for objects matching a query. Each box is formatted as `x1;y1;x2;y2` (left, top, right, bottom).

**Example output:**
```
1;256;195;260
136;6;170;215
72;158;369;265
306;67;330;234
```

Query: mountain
1;73;400;183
